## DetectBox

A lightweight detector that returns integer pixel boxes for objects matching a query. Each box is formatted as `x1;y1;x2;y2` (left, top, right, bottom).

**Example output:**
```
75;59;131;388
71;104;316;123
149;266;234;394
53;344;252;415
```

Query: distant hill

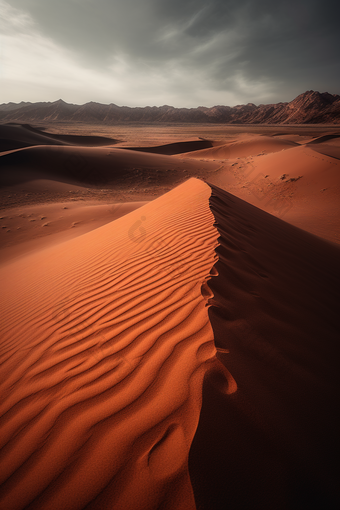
1;91;339;124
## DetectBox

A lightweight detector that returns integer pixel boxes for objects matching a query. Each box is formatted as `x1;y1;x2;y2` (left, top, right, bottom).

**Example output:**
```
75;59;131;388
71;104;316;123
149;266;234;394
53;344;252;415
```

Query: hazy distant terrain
1;91;340;125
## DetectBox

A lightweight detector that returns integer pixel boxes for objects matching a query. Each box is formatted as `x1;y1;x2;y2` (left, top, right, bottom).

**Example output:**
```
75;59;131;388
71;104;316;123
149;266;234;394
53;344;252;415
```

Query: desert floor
0;123;339;509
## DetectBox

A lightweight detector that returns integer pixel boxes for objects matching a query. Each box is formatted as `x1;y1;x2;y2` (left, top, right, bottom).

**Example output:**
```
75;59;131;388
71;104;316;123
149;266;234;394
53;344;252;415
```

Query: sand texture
0;179;225;509
1;123;339;509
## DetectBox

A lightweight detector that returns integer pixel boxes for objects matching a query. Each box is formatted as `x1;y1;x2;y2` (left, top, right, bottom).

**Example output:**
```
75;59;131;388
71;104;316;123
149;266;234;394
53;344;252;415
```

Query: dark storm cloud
5;0;340;105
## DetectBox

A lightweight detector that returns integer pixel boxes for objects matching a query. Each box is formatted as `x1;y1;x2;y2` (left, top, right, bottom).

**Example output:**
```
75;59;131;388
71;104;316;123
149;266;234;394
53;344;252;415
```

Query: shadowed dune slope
189;185;340;509
0;179;221;510
205;143;340;244
0;145;219;188
306;133;340;144
121;140;213;155
0;124;119;152
308;143;340;160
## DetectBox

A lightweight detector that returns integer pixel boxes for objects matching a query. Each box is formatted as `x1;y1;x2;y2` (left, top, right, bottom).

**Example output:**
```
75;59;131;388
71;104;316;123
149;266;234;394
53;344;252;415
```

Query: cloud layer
1;0;339;106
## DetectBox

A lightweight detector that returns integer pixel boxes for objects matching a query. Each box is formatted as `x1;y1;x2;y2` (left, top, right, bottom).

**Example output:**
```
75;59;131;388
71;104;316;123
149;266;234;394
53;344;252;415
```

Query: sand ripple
0;179;219;510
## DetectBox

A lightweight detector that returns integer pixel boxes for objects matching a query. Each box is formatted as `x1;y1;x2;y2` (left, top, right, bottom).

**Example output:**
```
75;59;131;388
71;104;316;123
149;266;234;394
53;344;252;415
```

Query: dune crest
1;177;339;509
189;184;340;509
0;179;223;510
181;135;299;160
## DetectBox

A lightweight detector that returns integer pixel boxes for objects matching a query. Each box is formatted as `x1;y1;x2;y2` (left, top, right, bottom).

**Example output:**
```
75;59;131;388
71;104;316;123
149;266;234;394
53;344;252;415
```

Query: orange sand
1;123;339;509
0;180;226;510
0;201;146;264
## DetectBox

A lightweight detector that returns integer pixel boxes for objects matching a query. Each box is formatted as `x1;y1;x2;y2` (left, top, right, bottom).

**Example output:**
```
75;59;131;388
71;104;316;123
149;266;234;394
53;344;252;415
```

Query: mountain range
0;91;339;124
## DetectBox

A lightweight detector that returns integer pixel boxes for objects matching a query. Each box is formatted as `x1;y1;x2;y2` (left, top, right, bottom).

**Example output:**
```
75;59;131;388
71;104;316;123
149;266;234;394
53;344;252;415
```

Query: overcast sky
1;0;339;107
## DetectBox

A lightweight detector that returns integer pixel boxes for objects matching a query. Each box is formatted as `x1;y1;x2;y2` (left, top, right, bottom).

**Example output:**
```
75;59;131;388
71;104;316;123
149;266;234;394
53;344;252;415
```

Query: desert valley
0;93;340;509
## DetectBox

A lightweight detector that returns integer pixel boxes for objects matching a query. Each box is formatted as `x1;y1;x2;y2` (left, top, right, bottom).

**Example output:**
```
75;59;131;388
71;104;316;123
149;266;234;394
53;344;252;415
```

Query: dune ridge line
0;178;236;510
189;183;340;509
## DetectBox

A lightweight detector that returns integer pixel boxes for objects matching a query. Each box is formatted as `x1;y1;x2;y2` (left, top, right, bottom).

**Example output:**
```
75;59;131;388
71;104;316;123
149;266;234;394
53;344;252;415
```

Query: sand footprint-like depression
0;179;230;510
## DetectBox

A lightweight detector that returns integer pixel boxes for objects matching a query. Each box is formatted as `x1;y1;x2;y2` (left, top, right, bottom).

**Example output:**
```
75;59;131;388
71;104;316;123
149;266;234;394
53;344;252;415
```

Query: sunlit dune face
0;120;339;509
0;179;223;509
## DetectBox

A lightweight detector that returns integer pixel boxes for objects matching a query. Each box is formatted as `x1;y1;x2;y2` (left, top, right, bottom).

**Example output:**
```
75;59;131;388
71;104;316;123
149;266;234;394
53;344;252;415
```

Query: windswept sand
0;200;146;264
1;124;339;246
1;123;340;509
0;179;226;510
180;133;340;243
181;135;300;160
1;177;339;509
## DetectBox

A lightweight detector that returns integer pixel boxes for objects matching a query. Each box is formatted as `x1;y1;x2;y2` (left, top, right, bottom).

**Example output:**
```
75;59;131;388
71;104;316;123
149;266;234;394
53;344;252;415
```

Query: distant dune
1;123;339;243
1;90;339;125
180;135;299;159
0;124;119;153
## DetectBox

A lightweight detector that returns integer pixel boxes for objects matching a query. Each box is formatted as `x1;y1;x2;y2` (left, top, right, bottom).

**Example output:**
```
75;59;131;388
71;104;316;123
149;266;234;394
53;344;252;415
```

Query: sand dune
0;144;220;189
308;142;340;160
0;200;146;264
0;179;224;510
306;133;340;144
121;139;213;155
197;140;340;243
0;124;119;152
190;184;340;509
0;176;339;509
181;135;299;160
1;125;339;246
1;122;340;509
